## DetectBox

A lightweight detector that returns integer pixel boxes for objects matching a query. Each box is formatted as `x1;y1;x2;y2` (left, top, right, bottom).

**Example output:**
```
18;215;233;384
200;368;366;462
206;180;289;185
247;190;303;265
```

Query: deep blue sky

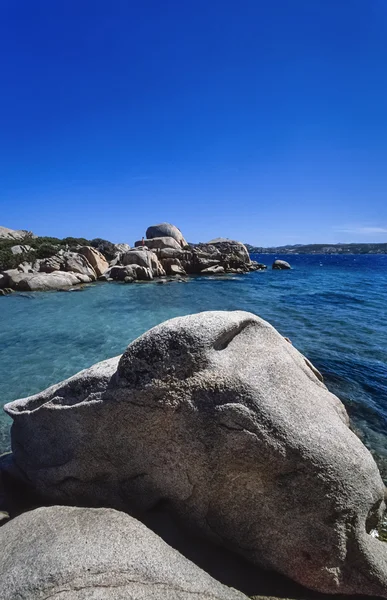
1;0;387;246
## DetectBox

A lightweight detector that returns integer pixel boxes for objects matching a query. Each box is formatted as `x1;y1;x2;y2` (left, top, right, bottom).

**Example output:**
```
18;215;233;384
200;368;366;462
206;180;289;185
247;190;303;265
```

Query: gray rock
159;247;189;260
146;223;188;247
272;260;291;270
114;243;131;254
135;237;182;251
63;252;96;280
108;264;154;281
40;252;96;279
5;311;387;597
161;258;187;276
78;246;109;277
39;255;63;273
122;249;165;277
0;505;247;600
10;244;33;255
0;274;6;289
201;265;225;275
7;271;92;291
206;239;250;264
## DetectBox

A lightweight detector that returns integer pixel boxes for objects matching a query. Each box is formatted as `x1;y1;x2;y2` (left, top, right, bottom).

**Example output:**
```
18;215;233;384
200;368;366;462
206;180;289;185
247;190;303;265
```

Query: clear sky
1;0;387;246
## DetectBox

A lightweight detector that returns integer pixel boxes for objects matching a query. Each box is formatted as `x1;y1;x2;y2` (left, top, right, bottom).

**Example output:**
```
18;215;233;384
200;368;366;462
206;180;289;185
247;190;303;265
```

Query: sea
0;253;386;480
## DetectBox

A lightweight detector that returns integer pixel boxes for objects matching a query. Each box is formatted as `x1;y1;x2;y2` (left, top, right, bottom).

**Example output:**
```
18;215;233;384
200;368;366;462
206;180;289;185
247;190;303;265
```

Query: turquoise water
1;253;386;478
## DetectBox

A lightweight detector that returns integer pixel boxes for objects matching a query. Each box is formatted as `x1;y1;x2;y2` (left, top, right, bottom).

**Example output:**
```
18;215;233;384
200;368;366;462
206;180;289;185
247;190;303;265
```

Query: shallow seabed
1;254;386;479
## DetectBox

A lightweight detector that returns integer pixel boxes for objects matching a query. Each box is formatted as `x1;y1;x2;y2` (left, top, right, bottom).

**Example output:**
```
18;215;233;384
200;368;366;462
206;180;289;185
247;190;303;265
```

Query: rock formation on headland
3;310;387;598
0;223;266;292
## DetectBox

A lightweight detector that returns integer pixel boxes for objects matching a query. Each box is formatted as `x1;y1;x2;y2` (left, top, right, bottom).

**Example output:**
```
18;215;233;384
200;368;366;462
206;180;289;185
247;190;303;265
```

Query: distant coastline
246;242;387;255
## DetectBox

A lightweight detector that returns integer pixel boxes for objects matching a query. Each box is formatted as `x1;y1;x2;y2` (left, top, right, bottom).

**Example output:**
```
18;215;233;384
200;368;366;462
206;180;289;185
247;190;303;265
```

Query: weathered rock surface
40;251;96;280
135;236;182;251
7;270;92;291
10;244;33;255
161;258;186;276
207;239;251;265
146;222;188;247
122;249;165;277
272;259;291;270
5;310;387;597
114;242;131;254
0;505;247;600
78;246;109;277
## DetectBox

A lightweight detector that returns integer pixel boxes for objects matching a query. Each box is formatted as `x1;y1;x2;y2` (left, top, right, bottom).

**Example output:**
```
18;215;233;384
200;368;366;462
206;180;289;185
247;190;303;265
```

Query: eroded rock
5;311;387;597
0;505;247;600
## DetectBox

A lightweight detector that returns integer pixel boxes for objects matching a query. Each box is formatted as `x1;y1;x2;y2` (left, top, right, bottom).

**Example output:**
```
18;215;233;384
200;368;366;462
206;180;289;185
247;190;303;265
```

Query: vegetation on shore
0;235;105;271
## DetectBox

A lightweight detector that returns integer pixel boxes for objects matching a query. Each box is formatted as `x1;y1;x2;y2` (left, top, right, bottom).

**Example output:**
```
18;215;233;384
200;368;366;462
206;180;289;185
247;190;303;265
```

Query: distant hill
245;243;387;255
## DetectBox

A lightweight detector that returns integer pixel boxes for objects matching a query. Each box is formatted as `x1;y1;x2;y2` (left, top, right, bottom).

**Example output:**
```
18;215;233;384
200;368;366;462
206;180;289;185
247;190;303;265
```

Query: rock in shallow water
272;260;291;270
4;310;387;597
0;505;247;600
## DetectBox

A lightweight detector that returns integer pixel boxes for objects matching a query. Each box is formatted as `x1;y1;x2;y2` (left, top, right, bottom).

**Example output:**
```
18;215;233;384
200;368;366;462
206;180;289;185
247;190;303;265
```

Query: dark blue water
1;254;386;478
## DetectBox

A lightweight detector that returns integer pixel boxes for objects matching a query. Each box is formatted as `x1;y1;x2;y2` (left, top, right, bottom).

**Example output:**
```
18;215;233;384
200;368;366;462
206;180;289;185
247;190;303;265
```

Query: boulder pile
2;310;387;599
0;222;266;292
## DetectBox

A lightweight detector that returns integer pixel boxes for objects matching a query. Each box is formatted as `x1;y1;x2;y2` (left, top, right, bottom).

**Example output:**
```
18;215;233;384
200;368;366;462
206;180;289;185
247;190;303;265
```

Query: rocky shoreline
1;310;386;599
0;223;268;295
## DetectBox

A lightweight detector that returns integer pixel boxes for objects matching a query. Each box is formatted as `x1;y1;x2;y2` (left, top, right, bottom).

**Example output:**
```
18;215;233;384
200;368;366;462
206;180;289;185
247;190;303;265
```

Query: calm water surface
1;254;386;478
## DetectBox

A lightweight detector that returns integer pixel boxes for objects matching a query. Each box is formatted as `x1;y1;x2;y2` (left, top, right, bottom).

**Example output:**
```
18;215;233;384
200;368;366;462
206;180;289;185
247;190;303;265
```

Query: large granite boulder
135;236;182;251
146;223;188;247
206;239;251;266
39;251;96;279
114;242;131;254
0;505;246;600
5;311;387;597
5;270;92;291
78;246;109;277
161;258;186;276
122;249;165;277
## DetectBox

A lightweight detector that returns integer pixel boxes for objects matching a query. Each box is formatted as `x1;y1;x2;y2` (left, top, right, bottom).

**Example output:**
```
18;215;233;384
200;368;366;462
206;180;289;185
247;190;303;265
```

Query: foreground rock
0;505;246;600
272;259;291;270
6;311;387;597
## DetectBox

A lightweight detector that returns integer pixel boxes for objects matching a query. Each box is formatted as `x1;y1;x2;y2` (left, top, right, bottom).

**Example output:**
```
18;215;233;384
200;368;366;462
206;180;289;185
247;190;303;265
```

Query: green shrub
35;244;58;259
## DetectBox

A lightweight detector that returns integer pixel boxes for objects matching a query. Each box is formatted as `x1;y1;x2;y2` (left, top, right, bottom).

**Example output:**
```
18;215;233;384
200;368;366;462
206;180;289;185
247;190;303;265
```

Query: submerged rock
0;505;247;600
5;310;387;597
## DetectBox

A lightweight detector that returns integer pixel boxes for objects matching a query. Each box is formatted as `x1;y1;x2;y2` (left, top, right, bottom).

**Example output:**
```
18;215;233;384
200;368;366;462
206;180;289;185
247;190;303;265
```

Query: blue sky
1;0;387;246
